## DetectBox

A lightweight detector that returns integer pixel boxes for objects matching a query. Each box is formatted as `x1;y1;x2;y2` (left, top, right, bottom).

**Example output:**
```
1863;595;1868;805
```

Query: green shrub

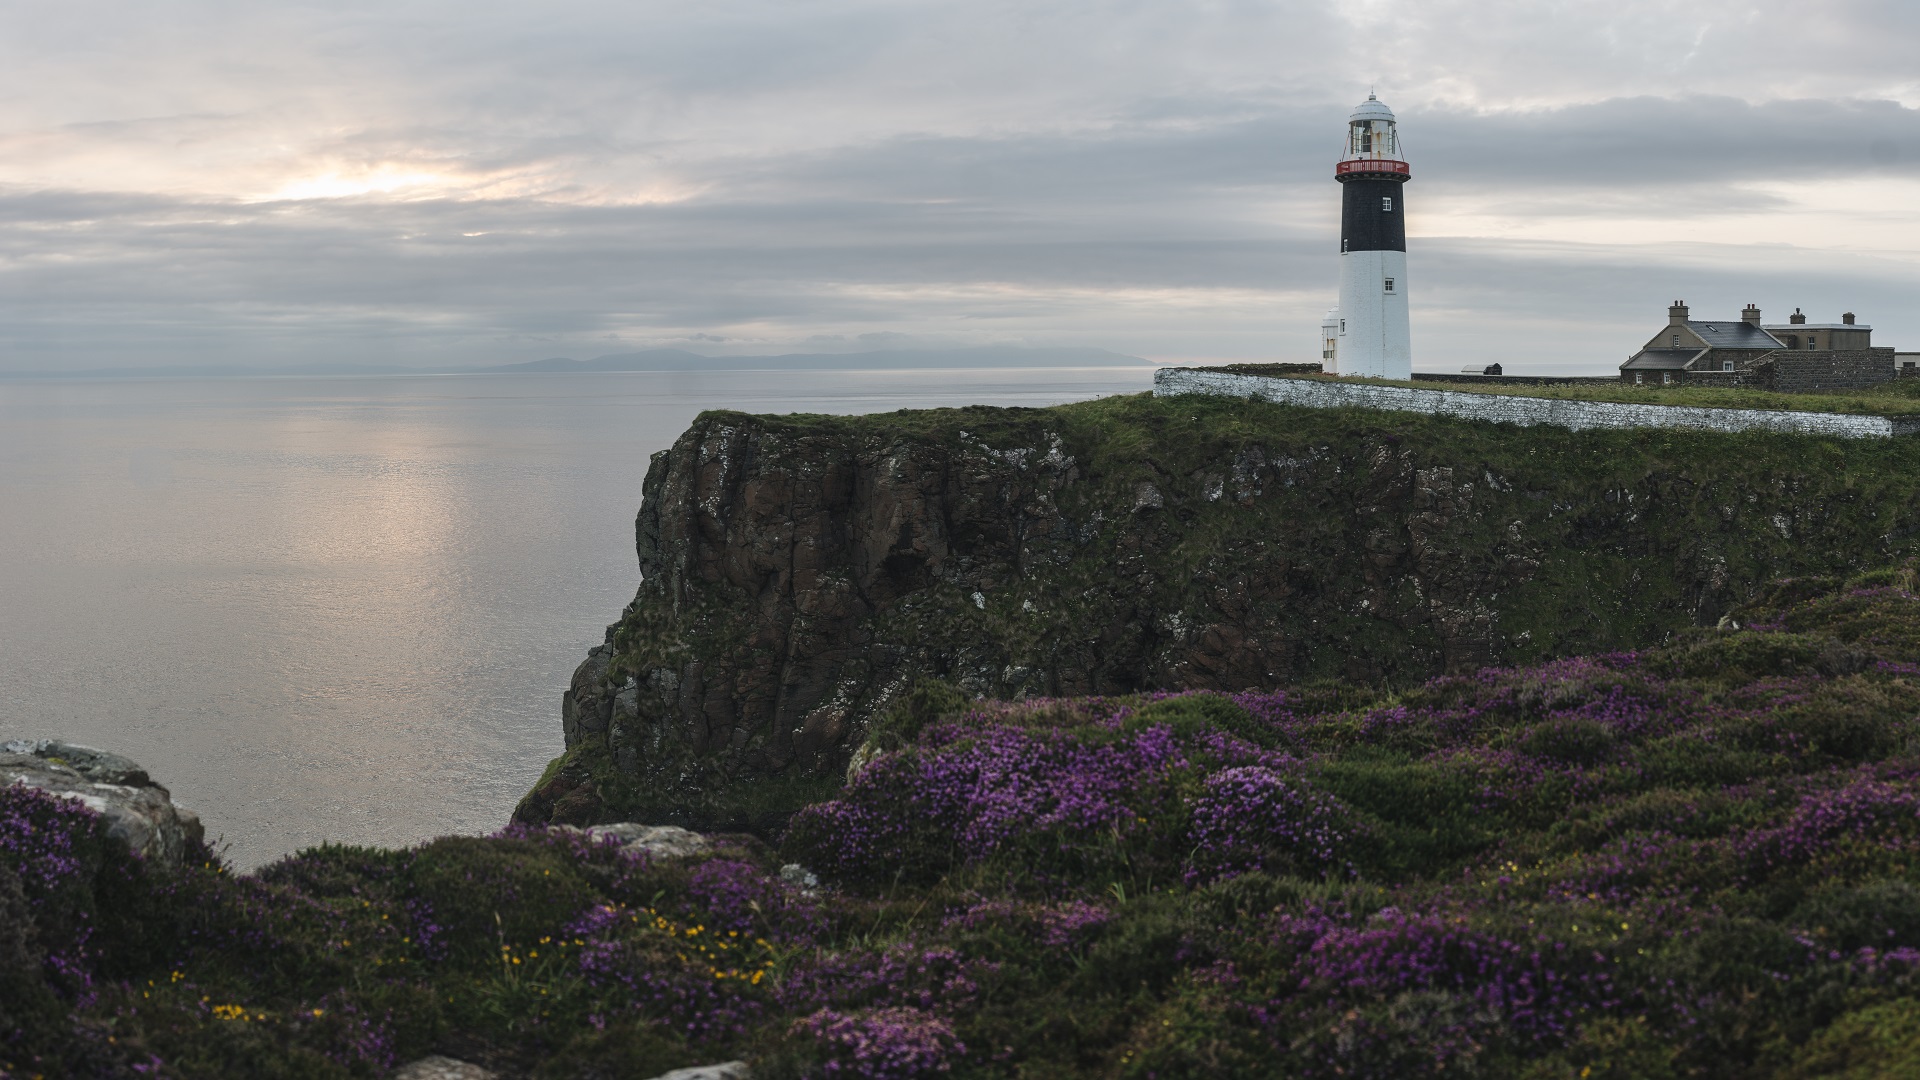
1124;694;1275;748
1791;879;1920;953
1782;998;1920;1079
405;837;600;968
1521;716;1617;767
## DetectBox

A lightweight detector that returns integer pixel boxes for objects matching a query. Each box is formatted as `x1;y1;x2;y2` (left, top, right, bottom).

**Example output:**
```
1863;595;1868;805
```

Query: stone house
1620;302;1897;390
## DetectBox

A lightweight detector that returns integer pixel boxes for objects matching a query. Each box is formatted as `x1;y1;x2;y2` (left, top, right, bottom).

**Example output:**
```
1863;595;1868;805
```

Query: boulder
0;740;204;868
391;1057;496;1080
648;1065;751;1080
387;1054;748;1079
556;822;713;860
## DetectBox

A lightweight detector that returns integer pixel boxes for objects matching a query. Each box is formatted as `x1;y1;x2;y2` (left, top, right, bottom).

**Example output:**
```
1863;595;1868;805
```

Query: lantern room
1345;94;1401;161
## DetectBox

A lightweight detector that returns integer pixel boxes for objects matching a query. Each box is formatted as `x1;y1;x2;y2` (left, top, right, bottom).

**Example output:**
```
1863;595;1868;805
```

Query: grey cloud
2;2;1920;374
1413;96;1920;188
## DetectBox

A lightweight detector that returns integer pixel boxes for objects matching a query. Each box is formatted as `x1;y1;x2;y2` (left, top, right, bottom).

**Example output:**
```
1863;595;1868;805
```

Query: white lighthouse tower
1331;94;1412;378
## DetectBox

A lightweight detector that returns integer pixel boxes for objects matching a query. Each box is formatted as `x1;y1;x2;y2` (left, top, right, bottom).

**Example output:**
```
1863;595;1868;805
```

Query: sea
0;367;1155;869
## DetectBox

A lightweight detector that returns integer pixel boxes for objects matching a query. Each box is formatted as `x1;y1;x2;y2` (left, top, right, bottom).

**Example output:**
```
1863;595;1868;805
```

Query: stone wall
1154;367;1920;439
1412;373;1619;387
1749;349;1897;392
1679;370;1751;389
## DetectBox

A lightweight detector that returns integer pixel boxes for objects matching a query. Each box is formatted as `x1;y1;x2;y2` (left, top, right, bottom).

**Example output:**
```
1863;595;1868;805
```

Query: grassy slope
15;571;1920;1077
1205;365;1920;416
535;390;1920;828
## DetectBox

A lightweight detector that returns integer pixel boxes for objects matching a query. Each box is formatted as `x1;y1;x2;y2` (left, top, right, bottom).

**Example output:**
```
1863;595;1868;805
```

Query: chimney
1669;301;1689;327
1741;304;1761;325
1843;312;1856;325
1789;308;1807;325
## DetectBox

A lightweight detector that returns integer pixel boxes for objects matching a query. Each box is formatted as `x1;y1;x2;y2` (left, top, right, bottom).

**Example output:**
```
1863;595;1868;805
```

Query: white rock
0;741;204;868
391;1056;496;1080
557;822;714;859
646;1063;751;1080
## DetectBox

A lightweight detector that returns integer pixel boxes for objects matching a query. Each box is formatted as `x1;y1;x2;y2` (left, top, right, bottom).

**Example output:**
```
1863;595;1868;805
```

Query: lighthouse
1329;94;1412;378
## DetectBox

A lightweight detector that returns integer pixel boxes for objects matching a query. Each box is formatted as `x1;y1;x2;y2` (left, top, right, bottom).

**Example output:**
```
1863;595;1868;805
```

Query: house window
1723;360;1734;371
1383;278;1395;293
1382;196;1393;212
1339;319;1346;333
1808;339;1817;350
1672;335;1680;346
1634;372;1644;384
1663;372;1673;384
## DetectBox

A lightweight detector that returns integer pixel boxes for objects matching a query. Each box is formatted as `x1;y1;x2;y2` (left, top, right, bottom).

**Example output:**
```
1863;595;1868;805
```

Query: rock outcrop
516;392;1920;828
554;822;715;859
1;740;204;867
390;1056;750;1080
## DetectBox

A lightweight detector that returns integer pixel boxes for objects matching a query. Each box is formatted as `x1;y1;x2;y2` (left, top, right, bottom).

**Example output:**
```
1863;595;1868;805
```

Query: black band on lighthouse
1338;174;1409;253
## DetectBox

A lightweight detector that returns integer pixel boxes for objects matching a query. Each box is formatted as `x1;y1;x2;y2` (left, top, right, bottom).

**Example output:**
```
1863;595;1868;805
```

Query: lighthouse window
1383;278;1395;293
1382;196;1393;212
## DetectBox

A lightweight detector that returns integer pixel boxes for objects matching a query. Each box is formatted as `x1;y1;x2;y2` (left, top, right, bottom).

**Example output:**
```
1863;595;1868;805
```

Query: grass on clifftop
19;570;1920;1077
1203;364;1920;416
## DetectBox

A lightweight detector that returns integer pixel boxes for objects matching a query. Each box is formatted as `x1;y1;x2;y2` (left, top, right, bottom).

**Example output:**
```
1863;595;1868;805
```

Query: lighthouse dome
1348;94;1395;123
1343;93;1402;162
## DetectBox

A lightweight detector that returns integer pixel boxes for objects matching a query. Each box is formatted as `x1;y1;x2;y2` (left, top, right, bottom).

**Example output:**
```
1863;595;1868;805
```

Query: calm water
0;368;1154;868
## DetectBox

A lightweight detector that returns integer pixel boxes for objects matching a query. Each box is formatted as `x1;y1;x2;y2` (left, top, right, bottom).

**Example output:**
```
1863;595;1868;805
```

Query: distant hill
489;346;1152;373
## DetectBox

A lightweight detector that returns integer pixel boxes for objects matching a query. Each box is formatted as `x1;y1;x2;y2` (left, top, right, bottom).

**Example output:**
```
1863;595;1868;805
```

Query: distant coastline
0;345;1156;381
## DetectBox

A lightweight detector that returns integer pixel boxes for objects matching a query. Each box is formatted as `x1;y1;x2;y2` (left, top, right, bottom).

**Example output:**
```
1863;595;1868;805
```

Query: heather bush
1184;765;1356;883
22;575;1920;1076
790;1006;964;1078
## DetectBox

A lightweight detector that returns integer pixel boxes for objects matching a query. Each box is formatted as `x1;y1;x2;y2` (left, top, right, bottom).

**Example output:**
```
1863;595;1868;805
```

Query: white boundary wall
1154;368;1920;440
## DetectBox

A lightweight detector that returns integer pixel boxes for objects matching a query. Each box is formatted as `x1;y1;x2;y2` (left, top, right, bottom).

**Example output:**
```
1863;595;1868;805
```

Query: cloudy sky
2;0;1917;374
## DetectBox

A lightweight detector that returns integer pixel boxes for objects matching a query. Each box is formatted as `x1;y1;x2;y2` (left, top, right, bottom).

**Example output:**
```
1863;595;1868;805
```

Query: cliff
515;390;1920;828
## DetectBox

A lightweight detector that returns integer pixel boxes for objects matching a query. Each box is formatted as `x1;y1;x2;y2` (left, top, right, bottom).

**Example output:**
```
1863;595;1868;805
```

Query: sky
1;0;1918;374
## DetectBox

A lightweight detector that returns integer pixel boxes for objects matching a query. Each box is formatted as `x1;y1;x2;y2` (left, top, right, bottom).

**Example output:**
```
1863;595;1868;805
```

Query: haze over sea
0;366;1152;869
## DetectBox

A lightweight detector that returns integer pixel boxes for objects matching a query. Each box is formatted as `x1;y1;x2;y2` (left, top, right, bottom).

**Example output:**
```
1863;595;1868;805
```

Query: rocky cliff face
515;392;1920;828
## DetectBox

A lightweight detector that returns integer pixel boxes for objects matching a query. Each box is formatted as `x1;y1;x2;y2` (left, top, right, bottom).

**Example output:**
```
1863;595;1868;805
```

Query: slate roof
1622;348;1705;371
1683;321;1785;349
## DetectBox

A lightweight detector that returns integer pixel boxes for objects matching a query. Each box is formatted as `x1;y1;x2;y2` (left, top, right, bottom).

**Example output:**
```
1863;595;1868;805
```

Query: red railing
1335;159;1411;177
